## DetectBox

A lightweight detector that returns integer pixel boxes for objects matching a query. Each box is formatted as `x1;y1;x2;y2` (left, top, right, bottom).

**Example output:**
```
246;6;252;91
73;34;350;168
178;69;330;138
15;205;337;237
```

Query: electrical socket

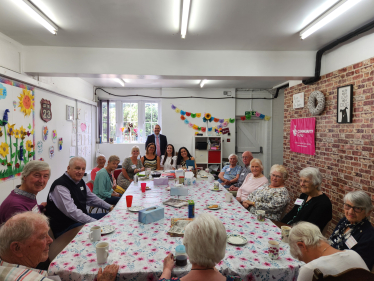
223;91;232;96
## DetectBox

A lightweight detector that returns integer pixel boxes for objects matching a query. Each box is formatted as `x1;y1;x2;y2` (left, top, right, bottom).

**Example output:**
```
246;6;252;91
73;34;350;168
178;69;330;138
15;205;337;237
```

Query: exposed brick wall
283;56;374;236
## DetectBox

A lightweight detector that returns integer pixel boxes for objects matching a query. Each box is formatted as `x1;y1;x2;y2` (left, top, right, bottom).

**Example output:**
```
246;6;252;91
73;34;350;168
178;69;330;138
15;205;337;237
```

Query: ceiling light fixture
181;0;191;38
300;0;361;40
200;79;206;88
13;0;58;34
114;78;125;87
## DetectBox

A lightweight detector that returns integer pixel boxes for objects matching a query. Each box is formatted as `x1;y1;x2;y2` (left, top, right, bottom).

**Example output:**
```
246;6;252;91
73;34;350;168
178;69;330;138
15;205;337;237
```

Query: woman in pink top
236;158;268;205
91;155;106;181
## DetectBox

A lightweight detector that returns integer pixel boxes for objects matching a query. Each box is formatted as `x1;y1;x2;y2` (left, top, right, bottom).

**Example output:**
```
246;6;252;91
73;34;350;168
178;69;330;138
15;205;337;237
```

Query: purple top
0;188;44;224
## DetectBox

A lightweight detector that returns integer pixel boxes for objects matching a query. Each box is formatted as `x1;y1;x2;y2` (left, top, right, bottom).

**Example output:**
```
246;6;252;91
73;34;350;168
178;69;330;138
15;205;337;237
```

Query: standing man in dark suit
145;124;167;157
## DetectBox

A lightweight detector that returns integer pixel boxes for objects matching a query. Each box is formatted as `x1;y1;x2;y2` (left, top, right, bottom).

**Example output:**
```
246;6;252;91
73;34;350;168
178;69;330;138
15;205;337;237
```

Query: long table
48;178;303;281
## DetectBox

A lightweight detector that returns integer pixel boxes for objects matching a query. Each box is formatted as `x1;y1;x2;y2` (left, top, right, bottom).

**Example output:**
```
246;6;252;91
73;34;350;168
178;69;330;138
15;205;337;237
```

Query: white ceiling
1;0;374;88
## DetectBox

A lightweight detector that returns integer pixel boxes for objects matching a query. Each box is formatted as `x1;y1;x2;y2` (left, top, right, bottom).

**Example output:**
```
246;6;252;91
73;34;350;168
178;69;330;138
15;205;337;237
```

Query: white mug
208;175;214;183
268;240;280;260
281;226;292;243
89;226;101;242
225;192;233;202
96;242;110;264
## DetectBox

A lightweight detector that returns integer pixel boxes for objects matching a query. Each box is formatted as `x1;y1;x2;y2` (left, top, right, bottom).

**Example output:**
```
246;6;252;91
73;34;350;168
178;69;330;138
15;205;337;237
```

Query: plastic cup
126;195;133;207
141;183;146;192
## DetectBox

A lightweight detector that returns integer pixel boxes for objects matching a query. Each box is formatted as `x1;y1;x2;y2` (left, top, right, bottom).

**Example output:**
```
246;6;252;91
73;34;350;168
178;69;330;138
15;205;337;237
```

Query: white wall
0;33;23;73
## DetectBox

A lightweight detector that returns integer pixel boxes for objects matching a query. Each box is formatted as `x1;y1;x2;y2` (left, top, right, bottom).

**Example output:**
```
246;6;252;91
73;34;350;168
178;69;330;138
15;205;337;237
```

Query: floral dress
117;158;143;189
247;183;290;221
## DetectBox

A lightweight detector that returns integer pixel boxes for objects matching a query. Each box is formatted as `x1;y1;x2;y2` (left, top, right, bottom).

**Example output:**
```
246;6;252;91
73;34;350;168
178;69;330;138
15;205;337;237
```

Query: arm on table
159;253;175;280
51;186;96;224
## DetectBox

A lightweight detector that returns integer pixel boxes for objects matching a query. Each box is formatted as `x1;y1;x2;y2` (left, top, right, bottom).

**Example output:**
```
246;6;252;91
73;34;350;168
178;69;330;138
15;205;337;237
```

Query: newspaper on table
168;218;193;237
163;198;189;208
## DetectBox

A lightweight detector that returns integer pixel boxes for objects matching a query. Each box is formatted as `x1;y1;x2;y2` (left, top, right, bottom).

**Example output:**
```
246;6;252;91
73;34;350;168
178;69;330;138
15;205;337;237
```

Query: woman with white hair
159;213;242;281
281;167;332;231
91;154;106;181
289;222;368;281
0;160;51;224
217;154;241;188
117;146;144;190
236;158;268;204
242;164;290;220
329;190;374;269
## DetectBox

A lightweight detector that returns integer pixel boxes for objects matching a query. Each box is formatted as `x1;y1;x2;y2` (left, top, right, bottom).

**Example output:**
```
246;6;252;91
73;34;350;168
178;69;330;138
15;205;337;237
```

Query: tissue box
138;206;164;224
154;177;169;185
170;185;188;196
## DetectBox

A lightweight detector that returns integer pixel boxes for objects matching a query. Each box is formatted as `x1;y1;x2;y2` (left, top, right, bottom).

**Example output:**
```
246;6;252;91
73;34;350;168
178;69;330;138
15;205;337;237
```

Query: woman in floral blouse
159;213;242;281
242;164;290;221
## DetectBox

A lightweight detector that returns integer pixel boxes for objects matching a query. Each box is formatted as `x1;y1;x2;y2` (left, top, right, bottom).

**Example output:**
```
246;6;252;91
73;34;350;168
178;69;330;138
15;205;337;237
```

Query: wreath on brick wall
307;91;325;115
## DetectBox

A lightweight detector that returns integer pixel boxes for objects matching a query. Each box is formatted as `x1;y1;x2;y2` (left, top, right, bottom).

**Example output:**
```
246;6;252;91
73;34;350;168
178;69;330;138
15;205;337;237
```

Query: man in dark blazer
145;124;167;157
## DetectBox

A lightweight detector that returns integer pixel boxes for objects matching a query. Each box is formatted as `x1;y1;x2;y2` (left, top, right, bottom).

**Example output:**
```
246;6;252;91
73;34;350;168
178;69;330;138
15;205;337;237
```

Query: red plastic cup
141;183;146;192
126;195;133;207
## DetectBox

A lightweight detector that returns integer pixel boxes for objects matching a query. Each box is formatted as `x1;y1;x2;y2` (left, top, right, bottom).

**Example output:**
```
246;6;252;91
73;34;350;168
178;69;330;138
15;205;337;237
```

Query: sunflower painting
18;89;34;117
0;142;9;158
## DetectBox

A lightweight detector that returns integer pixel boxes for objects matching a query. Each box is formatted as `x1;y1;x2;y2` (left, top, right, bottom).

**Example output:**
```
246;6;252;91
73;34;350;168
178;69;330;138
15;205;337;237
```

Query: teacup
96;242;110;264
268;240;279;260
89;226;101;242
256;210;265;222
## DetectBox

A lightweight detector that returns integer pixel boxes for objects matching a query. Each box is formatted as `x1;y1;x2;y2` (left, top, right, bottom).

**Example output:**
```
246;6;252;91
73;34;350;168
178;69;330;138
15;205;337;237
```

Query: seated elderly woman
91;154;106;181
217;154;241;188
117;145;144;190
0;212;119;281
281;167;332;231
236;158;268;204
159;213;242;281
242;164;290;221
289;222;369;281
329;190;374;270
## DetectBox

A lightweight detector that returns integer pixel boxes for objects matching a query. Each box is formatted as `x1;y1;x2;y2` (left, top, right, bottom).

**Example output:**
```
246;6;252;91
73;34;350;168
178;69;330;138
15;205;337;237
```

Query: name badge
132;164;136;169
294;199;304;205
226;168;230;172
32;204;40;213
345;235;358;249
80;186;84;191
257;185;265;191
241;173;245;176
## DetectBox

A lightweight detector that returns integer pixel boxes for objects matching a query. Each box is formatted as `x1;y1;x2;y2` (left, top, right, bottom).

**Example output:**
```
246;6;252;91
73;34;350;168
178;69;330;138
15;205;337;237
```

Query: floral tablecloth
48;179;303;281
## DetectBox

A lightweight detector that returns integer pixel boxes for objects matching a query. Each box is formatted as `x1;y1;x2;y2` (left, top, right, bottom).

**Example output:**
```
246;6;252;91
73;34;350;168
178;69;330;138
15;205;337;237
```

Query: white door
236;120;263;153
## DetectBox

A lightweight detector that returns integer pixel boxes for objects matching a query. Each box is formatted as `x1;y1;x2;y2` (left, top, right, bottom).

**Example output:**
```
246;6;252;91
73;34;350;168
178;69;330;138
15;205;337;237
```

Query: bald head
242;151;253;167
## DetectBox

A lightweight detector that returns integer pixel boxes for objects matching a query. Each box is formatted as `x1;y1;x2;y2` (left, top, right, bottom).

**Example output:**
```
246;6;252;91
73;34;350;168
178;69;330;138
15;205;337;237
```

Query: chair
113;168;122;180
312;268;374;281
86;180;94;192
280;203;289;221
322;220;331;236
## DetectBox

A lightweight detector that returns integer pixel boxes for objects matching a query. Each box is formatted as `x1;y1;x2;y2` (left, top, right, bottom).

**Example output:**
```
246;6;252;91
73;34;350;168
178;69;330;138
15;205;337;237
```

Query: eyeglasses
271;174;282;179
343;203;364;213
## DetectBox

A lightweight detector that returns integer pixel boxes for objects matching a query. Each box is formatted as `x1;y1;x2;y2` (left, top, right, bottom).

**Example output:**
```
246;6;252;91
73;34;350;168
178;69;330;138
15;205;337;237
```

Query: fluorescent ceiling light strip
300;0;361;39
181;0;191;38
114;78;125;87
14;0;58;34
200;79;206;88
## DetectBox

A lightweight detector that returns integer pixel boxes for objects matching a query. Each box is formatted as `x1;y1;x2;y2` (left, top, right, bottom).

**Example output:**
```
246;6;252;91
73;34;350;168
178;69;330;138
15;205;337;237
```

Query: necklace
322;246;328;254
191;268;214;270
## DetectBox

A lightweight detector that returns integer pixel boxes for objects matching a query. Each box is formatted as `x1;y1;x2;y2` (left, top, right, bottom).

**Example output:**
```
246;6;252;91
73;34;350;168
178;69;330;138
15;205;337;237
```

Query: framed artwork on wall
66;105;74;121
337;84;353;123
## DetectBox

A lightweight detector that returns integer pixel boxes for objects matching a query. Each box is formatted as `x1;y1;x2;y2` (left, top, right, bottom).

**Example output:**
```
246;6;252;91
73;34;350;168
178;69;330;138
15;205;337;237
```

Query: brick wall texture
283;56;374;236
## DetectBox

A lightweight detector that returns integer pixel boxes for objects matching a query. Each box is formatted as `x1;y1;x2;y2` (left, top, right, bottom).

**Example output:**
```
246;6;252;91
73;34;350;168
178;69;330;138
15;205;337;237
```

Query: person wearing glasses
329;191;374;270
242;164;290;221
281;167;332;231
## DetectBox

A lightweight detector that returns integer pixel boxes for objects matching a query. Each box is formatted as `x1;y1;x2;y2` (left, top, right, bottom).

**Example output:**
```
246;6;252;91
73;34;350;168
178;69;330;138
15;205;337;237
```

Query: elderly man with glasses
0;212;118;281
329;190;374;270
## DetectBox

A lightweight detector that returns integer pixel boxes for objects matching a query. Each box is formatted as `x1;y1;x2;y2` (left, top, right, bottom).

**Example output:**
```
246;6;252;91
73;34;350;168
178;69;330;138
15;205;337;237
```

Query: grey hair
108;155;120;163
69;157;86;167
183;213;227;267
131;146;140;155
270;164;288;181
344;191;373;215
96;154;106;161
21;161;51;184
250;158;264;170
228;154;238;162
0;212;49;256
288;222;327;260
299;167;322;190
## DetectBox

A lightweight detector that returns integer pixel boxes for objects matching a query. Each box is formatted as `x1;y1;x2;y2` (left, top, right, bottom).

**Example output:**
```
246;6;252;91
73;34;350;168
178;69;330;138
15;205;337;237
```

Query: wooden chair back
312;268;374;281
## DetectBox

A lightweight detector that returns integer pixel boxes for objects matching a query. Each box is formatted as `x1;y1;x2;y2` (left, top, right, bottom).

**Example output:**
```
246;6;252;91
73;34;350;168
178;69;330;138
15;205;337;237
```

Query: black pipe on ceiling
274;83;289;99
303;18;374;85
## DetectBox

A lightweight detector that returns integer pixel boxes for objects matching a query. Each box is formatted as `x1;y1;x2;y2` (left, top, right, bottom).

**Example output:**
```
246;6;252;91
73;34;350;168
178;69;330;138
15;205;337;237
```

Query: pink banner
290;118;316;155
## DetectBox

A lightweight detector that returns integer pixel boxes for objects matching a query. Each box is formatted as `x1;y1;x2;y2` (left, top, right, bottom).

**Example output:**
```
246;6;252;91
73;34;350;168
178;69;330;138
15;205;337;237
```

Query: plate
101;225;115;235
227;234;248;246
128;206;145;212
139;176;147;180
206;204;220;210
210;188;222;192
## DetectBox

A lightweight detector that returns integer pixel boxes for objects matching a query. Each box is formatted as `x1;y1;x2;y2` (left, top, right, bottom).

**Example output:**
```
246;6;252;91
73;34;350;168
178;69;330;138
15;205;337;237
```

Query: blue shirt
221;165;242;181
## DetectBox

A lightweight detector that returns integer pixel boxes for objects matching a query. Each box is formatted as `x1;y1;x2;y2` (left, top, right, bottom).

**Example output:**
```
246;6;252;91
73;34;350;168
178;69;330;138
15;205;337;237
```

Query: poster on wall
0;80;35;181
337;84;353;123
290;118;316;155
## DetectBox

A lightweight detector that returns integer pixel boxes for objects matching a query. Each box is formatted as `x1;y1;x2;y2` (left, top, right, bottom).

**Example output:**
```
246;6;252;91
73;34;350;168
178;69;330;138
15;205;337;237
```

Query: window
100;100;161;143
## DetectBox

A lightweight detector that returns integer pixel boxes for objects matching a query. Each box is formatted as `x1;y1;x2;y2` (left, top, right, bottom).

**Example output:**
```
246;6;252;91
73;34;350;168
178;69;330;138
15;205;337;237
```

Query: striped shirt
0;259;58;281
